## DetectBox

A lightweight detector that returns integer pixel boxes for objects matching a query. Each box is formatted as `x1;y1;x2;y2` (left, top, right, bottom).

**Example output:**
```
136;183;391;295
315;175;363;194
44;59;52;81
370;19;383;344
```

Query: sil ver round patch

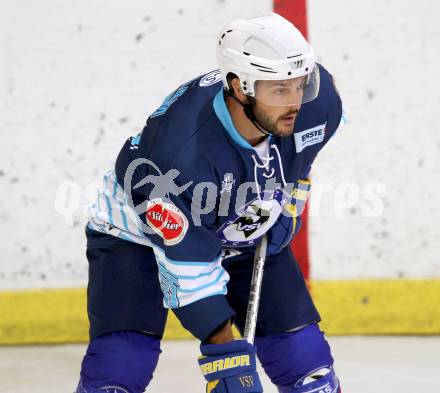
146;198;189;246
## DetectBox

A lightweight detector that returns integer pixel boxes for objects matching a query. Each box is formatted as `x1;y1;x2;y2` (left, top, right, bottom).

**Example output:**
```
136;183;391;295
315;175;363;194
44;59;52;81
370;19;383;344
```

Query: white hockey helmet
216;13;319;107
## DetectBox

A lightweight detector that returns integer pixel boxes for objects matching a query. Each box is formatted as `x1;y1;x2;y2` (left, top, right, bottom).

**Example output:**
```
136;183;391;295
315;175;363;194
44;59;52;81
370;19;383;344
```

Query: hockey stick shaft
243;235;268;345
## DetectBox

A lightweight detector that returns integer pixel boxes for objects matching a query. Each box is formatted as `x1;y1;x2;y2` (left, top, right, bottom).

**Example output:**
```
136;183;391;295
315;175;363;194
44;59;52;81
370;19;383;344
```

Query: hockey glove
198;340;263;393
267;179;311;256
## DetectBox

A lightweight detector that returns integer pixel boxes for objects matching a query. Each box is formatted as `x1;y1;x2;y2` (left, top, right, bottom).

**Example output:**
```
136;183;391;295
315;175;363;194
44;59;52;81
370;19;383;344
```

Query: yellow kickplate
312;279;440;335
0;279;439;345
0;287;89;345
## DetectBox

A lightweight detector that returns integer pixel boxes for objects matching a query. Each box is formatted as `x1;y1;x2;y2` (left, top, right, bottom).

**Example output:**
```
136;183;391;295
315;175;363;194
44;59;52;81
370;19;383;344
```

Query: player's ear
230;77;250;104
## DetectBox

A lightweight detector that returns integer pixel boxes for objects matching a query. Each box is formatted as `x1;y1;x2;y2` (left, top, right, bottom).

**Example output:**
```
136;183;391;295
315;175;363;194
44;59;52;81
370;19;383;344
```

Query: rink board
1;279;439;344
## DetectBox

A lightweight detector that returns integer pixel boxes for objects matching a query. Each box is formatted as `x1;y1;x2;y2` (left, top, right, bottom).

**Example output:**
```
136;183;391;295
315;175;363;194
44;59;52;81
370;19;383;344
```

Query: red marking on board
274;0;310;279
273;0;308;38
291;201;310;280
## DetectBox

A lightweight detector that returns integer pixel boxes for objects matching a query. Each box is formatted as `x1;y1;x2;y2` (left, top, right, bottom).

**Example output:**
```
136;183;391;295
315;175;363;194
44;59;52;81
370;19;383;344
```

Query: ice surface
1;337;439;392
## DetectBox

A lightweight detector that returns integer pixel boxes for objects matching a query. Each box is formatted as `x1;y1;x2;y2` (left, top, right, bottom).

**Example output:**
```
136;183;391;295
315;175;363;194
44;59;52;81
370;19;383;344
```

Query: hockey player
76;13;344;393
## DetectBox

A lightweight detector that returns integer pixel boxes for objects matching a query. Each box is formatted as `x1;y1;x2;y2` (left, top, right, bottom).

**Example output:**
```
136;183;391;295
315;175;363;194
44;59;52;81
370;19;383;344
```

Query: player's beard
252;104;299;137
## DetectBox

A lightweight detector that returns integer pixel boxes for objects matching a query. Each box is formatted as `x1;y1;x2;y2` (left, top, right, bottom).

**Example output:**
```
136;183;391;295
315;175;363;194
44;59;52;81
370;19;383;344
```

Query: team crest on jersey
235;205;271;237
218;190;284;247
199;70;222;87
146;198;188;245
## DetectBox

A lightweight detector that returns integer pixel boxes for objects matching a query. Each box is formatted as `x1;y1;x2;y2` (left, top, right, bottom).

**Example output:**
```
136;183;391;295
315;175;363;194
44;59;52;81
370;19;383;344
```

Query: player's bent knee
255;324;334;387
76;331;161;393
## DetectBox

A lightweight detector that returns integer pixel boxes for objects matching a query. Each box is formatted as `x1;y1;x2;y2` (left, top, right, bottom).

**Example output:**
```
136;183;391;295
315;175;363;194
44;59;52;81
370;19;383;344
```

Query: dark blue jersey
87;64;343;325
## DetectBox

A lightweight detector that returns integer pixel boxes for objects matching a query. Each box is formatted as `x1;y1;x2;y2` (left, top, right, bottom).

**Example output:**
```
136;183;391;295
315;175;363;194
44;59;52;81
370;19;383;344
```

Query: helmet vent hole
243;52;251;56
257;69;277;74
226;29;233;33
287;54;302;59
250;63;273;70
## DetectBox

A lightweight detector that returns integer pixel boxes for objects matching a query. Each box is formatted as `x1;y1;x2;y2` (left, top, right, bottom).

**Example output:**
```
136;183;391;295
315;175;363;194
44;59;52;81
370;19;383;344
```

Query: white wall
0;0;439;289
308;0;440;279
0;0;272;289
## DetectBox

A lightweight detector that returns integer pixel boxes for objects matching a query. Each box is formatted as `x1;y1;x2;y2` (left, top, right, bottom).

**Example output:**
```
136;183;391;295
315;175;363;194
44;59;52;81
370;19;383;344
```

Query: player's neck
225;96;267;147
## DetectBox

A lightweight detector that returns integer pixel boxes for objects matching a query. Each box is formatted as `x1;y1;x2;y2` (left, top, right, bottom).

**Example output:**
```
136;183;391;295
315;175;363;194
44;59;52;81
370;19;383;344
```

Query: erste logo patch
294;123;326;153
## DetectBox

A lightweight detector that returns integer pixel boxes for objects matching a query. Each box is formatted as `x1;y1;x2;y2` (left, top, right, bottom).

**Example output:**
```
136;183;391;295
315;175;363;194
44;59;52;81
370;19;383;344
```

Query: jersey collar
213;89;253;150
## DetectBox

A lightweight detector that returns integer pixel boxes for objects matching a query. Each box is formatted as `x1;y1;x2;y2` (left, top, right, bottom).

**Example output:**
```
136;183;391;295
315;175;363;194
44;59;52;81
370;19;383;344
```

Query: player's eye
272;88;289;95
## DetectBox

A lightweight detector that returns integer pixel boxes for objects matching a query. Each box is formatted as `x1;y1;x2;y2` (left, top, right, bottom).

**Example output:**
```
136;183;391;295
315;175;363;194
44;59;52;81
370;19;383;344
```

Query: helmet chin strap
226;90;273;137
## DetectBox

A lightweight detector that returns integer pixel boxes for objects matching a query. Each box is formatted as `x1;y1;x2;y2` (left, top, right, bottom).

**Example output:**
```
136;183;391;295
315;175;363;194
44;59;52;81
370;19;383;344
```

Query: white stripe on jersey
154;248;229;308
87;169;148;241
87;167;229;309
